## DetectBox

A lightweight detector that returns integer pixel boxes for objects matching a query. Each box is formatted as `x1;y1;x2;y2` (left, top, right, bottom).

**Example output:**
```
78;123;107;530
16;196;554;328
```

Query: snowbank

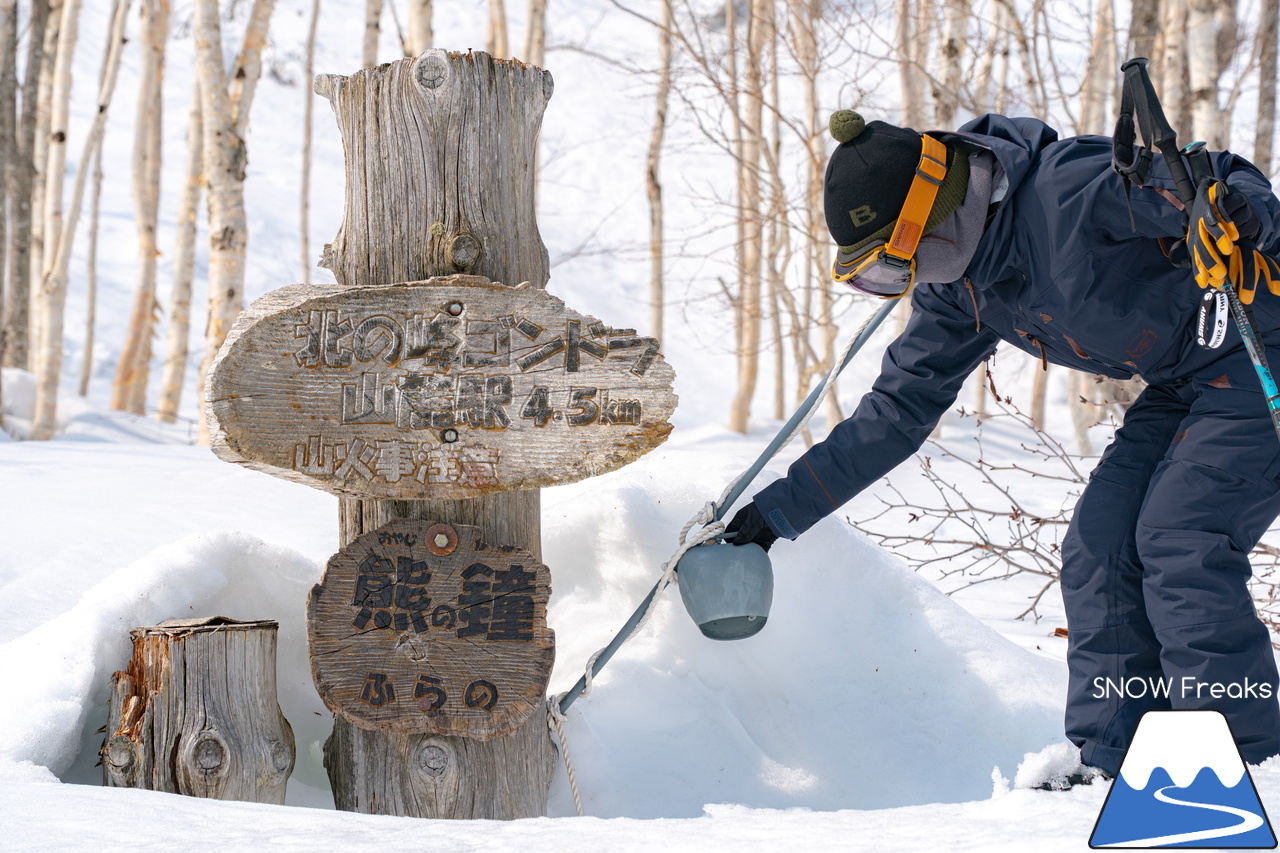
0;442;1067;818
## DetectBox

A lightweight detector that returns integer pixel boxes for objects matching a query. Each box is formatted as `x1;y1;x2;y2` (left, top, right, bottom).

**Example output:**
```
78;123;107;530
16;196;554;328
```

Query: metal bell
676;541;774;640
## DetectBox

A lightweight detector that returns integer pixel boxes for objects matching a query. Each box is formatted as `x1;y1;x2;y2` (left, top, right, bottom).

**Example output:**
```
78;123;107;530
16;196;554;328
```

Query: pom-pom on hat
823;110;970;257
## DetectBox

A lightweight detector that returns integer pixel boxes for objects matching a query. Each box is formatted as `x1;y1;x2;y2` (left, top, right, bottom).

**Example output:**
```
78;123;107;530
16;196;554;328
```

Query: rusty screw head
446;301;464;316
425;523;458;556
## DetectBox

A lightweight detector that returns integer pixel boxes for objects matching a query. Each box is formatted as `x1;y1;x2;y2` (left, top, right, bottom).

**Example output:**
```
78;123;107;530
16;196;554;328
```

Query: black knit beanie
823;110;970;255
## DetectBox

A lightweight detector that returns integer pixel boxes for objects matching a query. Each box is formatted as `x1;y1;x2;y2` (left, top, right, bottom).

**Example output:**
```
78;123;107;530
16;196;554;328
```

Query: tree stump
317;49;557;818
102;617;295;804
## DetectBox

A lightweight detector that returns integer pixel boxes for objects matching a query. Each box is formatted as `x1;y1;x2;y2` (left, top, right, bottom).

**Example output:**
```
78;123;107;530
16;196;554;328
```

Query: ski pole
556;297;901;715
1121;57;1280;446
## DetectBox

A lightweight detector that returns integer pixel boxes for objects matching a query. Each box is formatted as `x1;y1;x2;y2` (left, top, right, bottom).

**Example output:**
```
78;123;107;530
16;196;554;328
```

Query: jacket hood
932;114;1060;287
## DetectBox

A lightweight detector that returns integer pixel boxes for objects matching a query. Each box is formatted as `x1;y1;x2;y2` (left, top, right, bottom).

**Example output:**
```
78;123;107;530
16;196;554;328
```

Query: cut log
102;617;295;804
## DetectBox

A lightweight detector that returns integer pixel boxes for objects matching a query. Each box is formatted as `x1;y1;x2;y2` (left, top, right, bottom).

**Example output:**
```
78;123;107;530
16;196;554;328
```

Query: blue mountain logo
1090;710;1276;848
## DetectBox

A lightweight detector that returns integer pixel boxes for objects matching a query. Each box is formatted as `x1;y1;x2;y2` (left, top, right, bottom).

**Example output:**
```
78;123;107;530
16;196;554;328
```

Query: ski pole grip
1122;56;1197;206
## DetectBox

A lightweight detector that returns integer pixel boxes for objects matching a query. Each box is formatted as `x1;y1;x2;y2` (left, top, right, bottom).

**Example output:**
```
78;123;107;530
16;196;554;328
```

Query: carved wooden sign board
308;520;553;738
208;275;678;500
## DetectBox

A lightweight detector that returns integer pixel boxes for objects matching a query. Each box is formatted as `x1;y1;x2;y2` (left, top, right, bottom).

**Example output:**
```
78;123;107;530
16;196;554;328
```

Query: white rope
545;303;891;816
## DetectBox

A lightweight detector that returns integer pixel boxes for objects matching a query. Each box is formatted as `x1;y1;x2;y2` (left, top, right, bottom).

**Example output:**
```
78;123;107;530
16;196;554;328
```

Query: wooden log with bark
102;617;295;803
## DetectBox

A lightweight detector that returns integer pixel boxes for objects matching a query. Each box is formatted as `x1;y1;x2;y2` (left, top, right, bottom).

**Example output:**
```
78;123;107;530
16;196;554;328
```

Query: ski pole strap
1120;58;1198;207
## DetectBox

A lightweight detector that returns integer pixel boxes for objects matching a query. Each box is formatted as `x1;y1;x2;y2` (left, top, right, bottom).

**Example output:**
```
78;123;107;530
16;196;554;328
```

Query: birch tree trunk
1078;0;1113;134
1256;0;1278;176
1069;371;1094;456
1127;0;1159;62
0;0;15;378
974;1;999;113
30;0;81;441
195;0;277;446
1160;0;1190;144
79;132;103;396
5;0;50;371
39;0;78;283
407;0;432;55
113;0;170;414
728;0;767;434
229;0;274;140
766;16;787;419
80;0;132;397
363;0;382;66
487;0;509;58
302;0;321;281
786;0;836;430
523;0;546;66
28;0;62;354
1030;366;1048;430
646;0;671;341
1188;0;1222;147
896;0;926;127
156;77;203;422
934;0;968;127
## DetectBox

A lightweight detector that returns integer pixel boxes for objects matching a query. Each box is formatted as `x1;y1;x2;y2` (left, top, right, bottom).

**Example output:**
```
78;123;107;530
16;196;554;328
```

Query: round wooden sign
307;520;554;739
207;275;678;500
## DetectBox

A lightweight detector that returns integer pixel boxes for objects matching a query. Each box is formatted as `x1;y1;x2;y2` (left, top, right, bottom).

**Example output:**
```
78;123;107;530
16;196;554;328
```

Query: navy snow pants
1063;347;1280;775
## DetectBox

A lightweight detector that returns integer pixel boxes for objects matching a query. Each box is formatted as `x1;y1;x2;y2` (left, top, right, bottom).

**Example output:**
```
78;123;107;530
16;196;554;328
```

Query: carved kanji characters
335;438;377;480
342;373;398;424
406;314;461;368
294;309;353;368
456;562;494;638
376;440;417;483
399;373;456;430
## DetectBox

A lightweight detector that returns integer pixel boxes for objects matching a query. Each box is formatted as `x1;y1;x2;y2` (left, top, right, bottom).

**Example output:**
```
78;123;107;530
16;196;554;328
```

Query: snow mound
541;449;1066;816
0;531;332;805
0;445;1067;817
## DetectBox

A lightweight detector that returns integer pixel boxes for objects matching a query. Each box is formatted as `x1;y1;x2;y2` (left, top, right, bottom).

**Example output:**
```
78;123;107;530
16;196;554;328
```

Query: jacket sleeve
753;283;1000;540
1096;147;1280;254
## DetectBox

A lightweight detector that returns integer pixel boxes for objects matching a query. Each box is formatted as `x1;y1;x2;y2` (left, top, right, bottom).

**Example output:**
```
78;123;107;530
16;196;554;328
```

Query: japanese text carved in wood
207;275;678;500
307;520;554;738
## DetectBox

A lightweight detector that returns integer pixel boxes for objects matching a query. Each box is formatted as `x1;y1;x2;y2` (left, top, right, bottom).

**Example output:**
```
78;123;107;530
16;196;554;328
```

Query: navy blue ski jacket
754;114;1280;541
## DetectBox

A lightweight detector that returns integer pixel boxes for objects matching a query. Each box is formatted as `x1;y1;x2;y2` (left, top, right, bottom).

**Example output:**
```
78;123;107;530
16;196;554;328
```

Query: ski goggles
831;134;949;299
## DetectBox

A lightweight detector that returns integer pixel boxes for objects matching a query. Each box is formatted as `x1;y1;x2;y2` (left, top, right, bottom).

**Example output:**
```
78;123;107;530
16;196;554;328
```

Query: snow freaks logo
1089;710;1277;848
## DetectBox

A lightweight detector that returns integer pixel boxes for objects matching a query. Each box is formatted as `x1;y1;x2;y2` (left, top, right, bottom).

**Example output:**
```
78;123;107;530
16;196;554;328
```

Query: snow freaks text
1091;677;1276;701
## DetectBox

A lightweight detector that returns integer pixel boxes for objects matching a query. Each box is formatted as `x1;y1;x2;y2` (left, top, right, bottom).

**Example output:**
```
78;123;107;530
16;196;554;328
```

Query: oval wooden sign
307;520;554;738
207;275;678;500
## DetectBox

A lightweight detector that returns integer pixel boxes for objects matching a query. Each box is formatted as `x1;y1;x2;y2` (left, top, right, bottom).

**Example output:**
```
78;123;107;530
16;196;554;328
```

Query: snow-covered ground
5;366;1262;853
5;0;1280;849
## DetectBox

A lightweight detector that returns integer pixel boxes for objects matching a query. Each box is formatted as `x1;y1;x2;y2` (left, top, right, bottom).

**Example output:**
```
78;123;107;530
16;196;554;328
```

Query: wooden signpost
209;277;676;499
204;49;678;819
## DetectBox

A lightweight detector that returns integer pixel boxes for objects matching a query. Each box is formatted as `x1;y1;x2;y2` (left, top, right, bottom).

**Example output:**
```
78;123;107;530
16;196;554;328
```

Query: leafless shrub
853;368;1280;631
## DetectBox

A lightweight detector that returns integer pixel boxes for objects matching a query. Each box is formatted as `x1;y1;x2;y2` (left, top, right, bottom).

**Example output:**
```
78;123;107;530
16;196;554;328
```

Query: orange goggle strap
883;134;949;263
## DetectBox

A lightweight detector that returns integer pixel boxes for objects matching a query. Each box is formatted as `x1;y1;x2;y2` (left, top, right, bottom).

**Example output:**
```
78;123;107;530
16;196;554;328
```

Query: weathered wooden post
102;617;295;803
206;49;677;818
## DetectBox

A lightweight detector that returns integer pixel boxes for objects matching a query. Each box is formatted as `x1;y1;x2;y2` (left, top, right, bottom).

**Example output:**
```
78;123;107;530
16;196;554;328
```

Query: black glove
1218;188;1262;244
724;503;778;552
